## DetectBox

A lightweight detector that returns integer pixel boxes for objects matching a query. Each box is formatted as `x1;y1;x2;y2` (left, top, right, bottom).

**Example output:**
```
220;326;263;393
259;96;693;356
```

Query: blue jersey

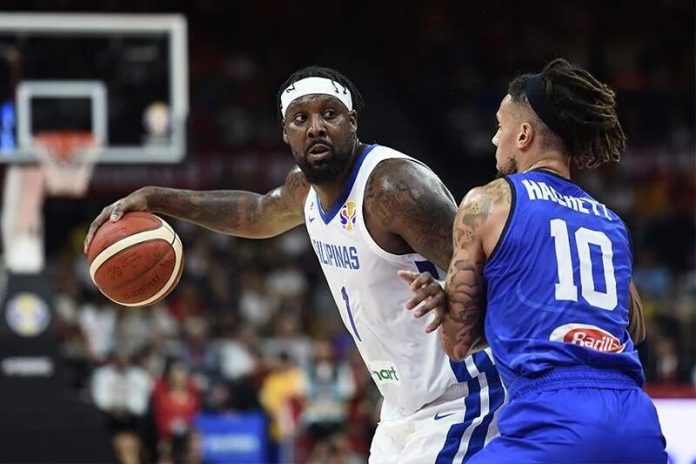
483;170;644;389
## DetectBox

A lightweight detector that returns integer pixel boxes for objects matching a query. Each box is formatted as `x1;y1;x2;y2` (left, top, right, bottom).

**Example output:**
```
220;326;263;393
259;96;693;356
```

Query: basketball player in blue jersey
85;66;505;463
407;59;666;463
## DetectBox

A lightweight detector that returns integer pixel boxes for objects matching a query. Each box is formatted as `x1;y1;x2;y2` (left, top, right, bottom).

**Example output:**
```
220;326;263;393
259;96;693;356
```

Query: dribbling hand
397;270;447;333
83;188;152;253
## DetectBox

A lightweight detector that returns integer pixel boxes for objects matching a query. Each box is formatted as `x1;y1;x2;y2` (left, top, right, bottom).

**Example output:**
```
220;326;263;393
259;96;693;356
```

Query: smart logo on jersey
550;323;625;353
368;360;400;385
340;200;357;231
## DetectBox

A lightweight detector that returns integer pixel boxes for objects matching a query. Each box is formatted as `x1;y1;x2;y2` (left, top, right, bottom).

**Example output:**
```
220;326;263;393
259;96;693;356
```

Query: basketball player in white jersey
85;66;505;463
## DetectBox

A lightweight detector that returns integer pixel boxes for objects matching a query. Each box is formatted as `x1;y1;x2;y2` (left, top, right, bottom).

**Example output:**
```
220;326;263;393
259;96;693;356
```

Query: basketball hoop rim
32;130;101;197
33;131;101;162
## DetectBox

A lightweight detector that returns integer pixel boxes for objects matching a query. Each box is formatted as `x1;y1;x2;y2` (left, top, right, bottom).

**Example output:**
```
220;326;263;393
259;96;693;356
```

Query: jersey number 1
550;218;618;310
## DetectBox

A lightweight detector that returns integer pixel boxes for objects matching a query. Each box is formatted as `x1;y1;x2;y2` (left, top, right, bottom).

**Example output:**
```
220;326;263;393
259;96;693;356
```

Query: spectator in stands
266;256;308;304
302;340;356;446
149;302;181;352
344;346;381;456
118;306;152;355
152;359;200;464
79;298;116;362
650;336;682;384
178;316;217;391
217;323;263;411
168;280;205;323
260;352;307;463
634;250;673;299
218;323;259;382
305;432;364;464
91;345;153;464
239;266;278;330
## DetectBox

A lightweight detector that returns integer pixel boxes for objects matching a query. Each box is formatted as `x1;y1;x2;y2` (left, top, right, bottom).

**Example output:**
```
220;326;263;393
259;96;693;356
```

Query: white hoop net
33;131;100;197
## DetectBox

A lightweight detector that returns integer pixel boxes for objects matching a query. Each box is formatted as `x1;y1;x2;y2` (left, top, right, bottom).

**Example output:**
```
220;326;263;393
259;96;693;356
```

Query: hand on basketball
83;188;152;253
397;270;447;333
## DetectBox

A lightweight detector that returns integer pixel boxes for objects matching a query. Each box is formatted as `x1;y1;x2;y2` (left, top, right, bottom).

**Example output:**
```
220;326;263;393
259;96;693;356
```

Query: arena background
0;1;693;463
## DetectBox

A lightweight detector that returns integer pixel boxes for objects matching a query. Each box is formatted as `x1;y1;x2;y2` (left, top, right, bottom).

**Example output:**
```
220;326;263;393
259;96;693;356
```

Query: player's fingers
84;208;112;253
405;282;443;311
413;291;446;318
409;271;433;290
425;309;445;333
404;284;434;309
110;201;124;222
397;270;417;284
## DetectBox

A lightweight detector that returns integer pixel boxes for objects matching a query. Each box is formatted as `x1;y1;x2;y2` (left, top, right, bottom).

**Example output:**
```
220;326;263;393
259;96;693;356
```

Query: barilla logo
368;360;400;385
549;323;625;353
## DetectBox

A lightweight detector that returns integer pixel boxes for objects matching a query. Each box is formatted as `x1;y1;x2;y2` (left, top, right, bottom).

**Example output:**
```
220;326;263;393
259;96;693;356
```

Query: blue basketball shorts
468;368;667;464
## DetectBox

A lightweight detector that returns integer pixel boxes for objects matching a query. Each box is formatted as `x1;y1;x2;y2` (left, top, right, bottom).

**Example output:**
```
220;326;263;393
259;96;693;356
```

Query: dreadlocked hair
509;58;626;169
276;65;365;122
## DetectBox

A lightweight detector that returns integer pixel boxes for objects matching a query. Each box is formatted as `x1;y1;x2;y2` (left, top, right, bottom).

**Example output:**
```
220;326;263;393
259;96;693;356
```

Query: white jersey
304;144;497;419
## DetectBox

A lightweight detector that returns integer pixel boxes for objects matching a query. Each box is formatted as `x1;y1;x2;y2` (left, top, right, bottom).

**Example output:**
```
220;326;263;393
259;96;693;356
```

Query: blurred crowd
49;225;380;463
4;0;694;462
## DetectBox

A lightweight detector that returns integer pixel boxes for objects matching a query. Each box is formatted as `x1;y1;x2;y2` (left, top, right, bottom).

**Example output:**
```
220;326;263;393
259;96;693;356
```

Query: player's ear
281;119;289;144
348;110;358;133
517;122;534;150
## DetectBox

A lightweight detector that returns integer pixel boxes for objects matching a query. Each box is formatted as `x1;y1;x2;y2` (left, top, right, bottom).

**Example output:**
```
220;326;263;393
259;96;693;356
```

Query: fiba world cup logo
6;292;51;337
340;200;357;231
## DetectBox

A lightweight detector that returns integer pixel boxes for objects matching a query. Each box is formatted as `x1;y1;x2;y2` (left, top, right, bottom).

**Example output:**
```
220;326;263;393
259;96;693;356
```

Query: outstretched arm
85;167;310;252
442;178;511;361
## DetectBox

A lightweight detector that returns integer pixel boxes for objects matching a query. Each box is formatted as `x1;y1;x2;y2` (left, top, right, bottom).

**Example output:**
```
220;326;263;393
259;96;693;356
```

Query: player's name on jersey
521;179;611;220
312;239;360;269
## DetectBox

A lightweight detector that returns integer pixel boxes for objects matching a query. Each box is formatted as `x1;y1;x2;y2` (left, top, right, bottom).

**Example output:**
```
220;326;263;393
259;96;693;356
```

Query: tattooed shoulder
274;167;310;214
257;167;310;225
481;177;512;206
364;158;405;228
453;178;511;254
364;159;456;267
462;178;510;208
457;178;510;224
285;167;311;202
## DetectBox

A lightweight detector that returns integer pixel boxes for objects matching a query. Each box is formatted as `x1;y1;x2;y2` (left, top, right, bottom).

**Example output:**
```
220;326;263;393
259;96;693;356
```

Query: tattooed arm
84;167;310;251
442;178;511;361
363;158;457;270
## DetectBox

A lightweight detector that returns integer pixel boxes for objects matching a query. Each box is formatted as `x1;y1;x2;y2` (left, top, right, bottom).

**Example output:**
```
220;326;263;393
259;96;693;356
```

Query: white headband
280;76;353;117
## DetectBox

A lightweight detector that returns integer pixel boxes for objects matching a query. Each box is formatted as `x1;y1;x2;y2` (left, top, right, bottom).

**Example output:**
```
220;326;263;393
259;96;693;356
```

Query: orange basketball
87;212;184;307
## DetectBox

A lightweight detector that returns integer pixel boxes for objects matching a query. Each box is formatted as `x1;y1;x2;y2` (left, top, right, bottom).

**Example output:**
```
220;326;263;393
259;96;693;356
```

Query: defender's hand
84;188;152;253
397;270;447;333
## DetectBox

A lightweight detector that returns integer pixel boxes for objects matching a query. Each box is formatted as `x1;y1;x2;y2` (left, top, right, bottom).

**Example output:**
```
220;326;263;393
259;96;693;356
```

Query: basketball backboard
0;13;187;163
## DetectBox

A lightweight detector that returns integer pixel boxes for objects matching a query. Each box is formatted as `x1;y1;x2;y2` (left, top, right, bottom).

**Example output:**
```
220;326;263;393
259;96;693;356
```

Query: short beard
496;156;518;178
297;147;352;184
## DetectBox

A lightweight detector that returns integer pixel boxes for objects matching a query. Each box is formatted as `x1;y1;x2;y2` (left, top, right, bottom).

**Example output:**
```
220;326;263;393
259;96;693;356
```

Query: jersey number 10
550;218;618;310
